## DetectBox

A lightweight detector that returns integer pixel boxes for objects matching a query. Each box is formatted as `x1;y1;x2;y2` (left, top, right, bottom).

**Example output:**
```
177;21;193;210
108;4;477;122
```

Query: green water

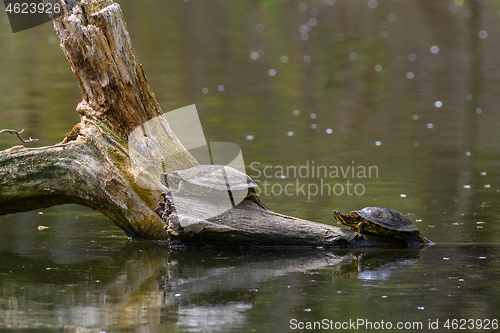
2;0;500;331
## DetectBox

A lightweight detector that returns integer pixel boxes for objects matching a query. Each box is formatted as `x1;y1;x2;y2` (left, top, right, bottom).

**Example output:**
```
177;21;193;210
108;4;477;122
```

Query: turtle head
161;172;181;190
332;210;356;227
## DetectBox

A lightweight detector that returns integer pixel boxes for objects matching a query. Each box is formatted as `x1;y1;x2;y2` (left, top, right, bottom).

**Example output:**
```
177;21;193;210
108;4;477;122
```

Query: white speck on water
434;101;442;108
301;33;310;41
375;141;382;146
476;108;482;114
449;4;458;13
417;307;424;310
326;0;336;5
485;184;491;188
250;51;259;60
310;7;319;17
246;135;254;140
304;308;312;312
465;9;474;18
298;3;308;12
443;257;450;260
268;69;277;76
427;123;434;129
38;212;43;215
300;24;310;33
287;131;294;137
407;72;414;79
481;172;487;176
367;0;377;9
281;175;286;179
479;256;486;259
381;295;388;298
466;94;473;100
218;85;225;92
416;219;422;222
466;151;471;156
293;110;300;115
387;14;396;23
349;52;357;60
400;194;407;197
48;36;56;44
374;64;382;72
430;46;440;54
308;17;318;26
255;24;264;32
202;87;209;94
175;293;181;297
304;55;311;63
311;124;317;129
463;185;471;189
326;129;333;134
479;30;488;39
281;56;289;63
412;115;419;120
310;113;317;119
409;53;417;61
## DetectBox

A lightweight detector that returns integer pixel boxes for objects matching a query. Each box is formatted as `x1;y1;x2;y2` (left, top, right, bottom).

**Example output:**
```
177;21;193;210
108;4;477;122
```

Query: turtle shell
172;165;257;192
353;207;420;232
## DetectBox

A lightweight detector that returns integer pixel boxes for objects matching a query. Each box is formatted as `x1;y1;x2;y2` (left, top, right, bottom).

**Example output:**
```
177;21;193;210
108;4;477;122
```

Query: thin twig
0;129;38;143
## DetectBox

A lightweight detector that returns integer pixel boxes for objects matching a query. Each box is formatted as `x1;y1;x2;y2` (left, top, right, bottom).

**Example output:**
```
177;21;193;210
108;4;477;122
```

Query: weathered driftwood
0;0;406;247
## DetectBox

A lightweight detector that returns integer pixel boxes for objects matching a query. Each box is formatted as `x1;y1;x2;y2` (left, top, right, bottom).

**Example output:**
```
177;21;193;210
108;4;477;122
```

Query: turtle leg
351;221;368;241
177;180;188;195
415;232;433;244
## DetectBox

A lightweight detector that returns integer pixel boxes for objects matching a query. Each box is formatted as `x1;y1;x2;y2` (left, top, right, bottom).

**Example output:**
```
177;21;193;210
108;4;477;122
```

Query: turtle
161;164;268;210
332;206;433;244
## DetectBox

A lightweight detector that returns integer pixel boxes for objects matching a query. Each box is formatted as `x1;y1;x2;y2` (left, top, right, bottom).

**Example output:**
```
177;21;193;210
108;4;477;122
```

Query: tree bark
0;0;406;247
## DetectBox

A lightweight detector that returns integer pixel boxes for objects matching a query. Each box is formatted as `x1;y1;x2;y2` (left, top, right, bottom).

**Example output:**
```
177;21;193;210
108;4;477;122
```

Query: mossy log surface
0;0;408;247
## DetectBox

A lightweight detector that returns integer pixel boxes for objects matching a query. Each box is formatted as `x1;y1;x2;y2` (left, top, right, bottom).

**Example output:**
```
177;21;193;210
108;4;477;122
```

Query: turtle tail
250;193;269;210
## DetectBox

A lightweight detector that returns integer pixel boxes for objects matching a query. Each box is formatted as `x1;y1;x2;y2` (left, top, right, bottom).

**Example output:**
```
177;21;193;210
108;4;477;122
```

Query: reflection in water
177;303;252;333
330;248;424;281
1;242;500;332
